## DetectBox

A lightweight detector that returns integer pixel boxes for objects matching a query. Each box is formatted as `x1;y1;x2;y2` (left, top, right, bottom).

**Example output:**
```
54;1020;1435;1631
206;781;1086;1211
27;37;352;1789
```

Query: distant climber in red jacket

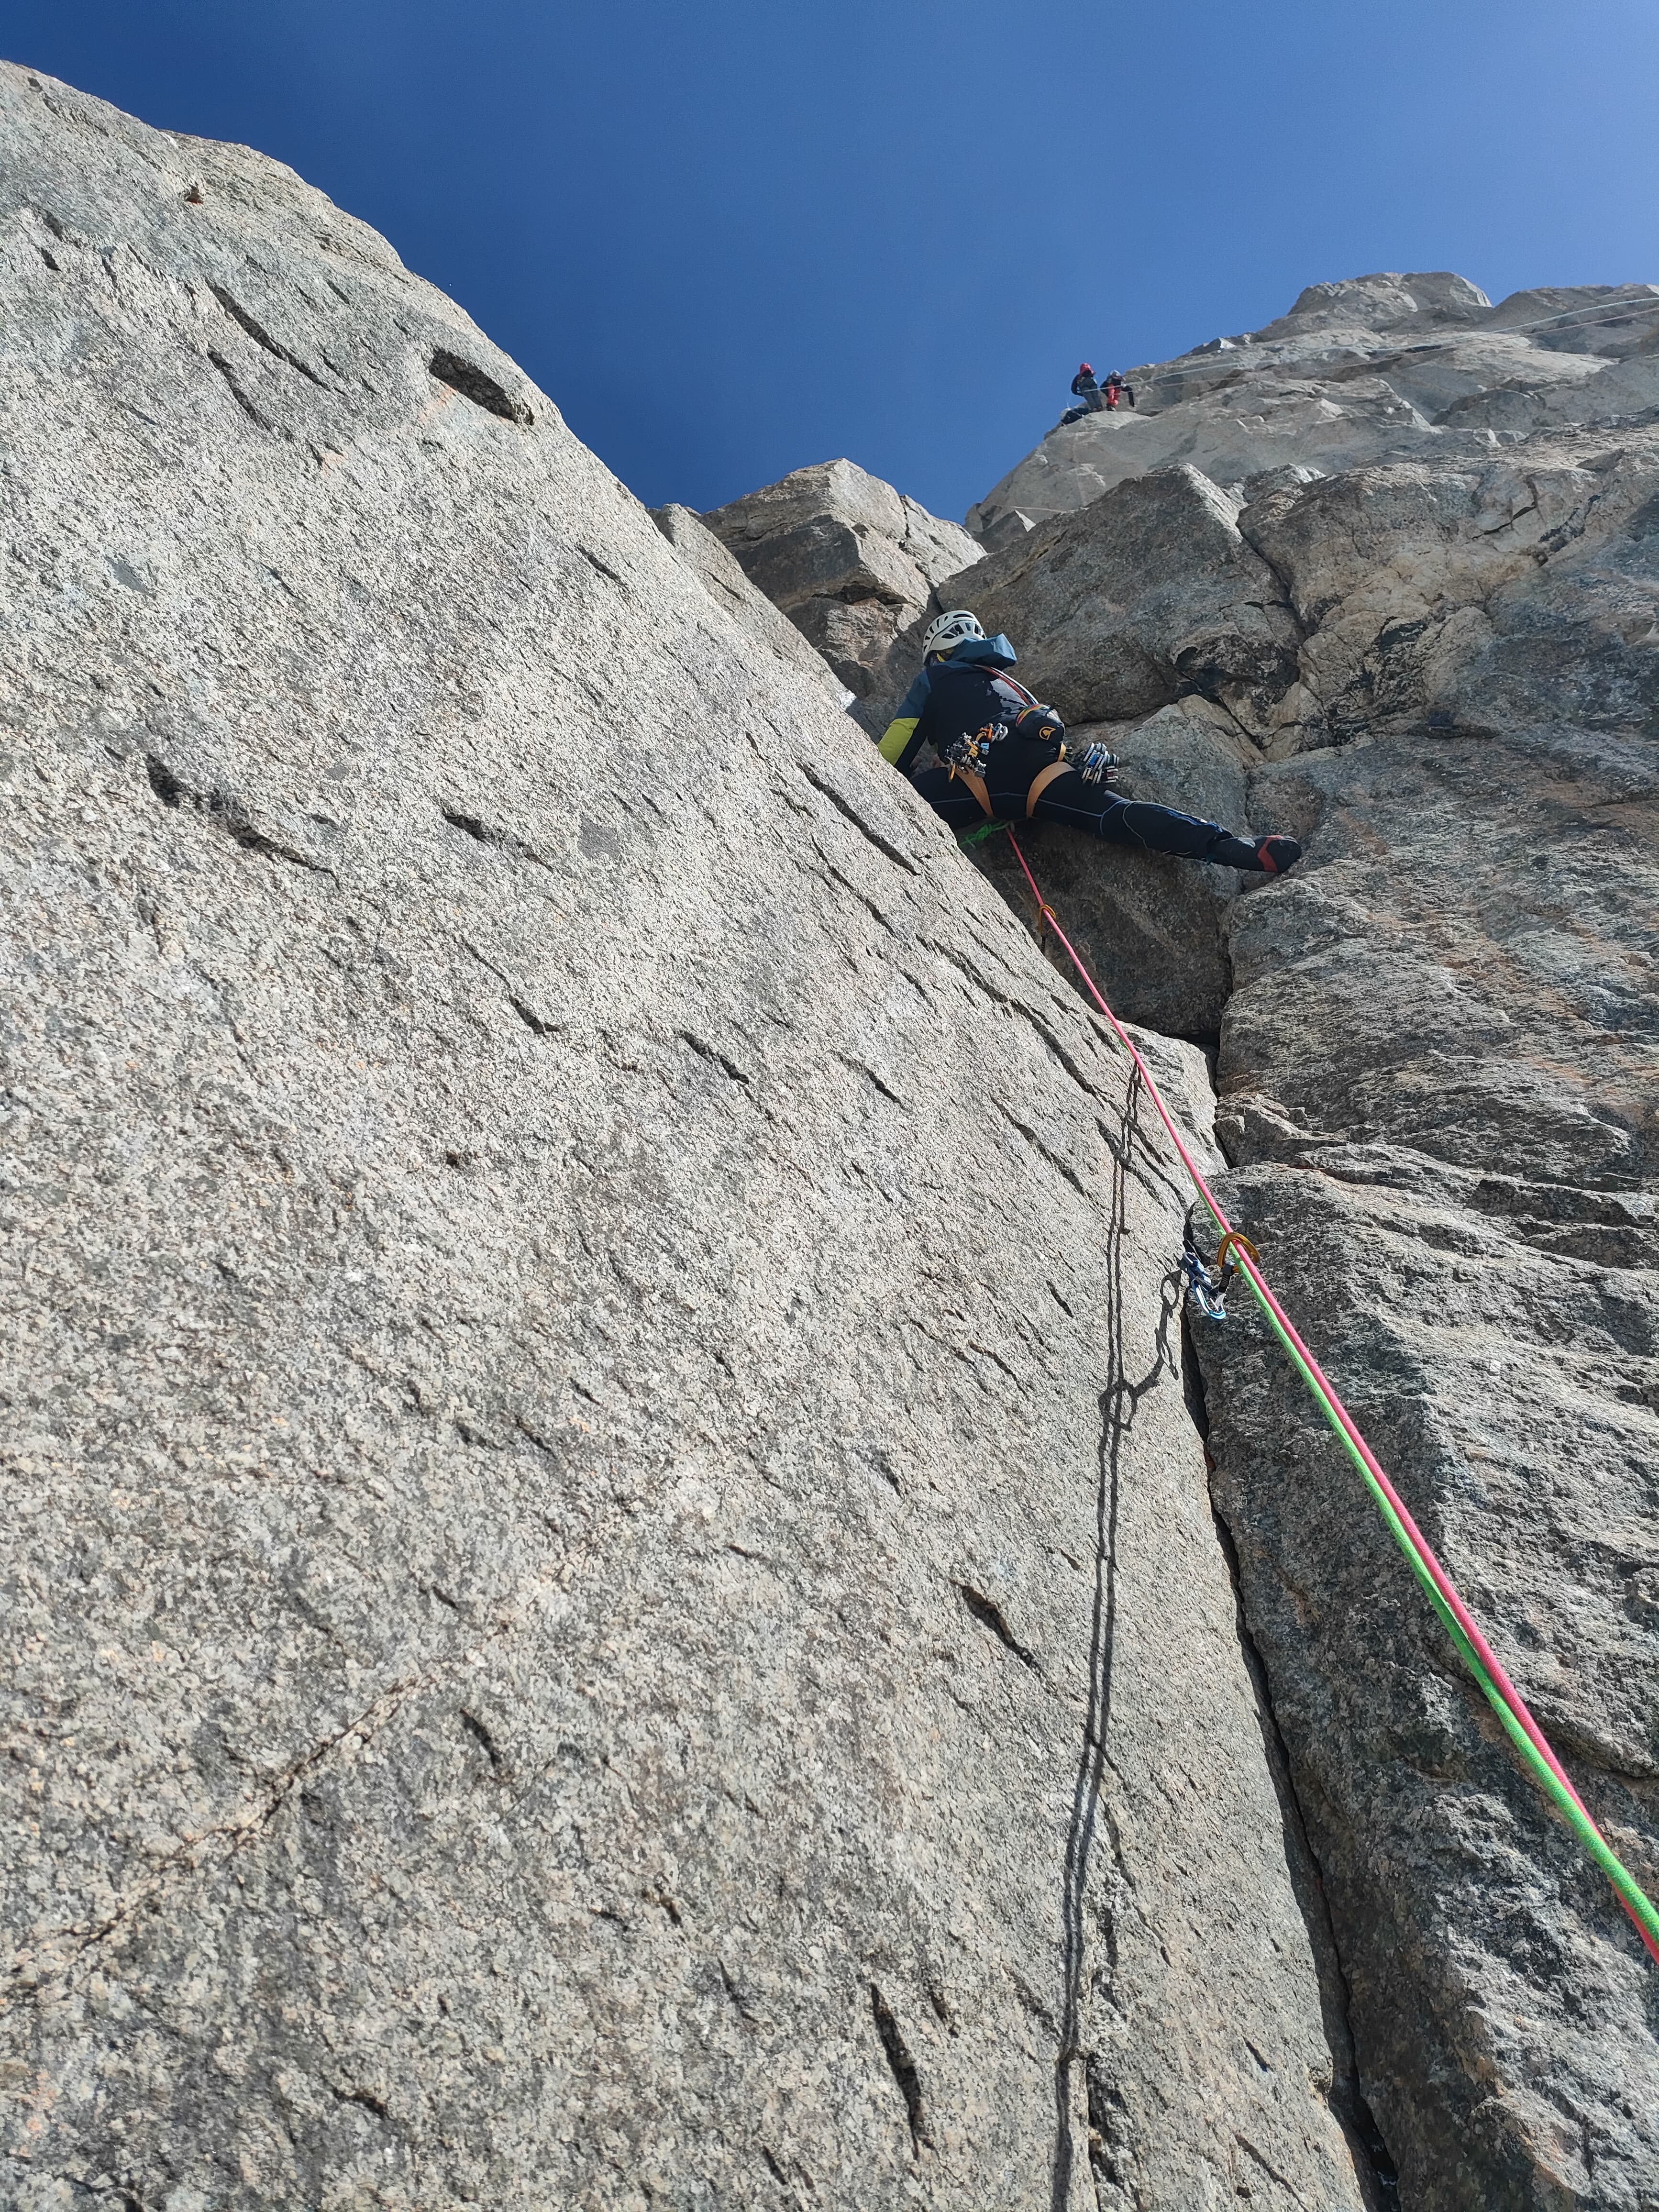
1062;365;1136;425
876;611;1301;873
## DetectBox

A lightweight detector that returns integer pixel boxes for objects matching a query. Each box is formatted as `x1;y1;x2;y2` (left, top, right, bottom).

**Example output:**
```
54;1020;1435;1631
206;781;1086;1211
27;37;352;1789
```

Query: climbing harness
948;726;1075;822
1024;759;1075;814
999;826;1659;1969
944;720;1006;786
944;720;1006;816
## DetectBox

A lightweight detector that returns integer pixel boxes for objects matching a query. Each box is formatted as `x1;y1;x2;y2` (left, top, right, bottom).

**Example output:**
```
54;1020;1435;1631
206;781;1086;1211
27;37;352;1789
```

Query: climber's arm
877;669;933;771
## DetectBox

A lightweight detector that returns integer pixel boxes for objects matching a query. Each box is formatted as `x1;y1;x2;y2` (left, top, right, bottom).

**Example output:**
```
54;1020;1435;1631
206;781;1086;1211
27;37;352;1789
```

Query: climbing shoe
1207;831;1302;874
1251;835;1302;874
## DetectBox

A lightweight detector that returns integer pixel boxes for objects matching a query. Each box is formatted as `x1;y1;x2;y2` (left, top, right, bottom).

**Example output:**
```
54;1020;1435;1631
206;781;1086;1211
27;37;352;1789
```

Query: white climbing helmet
922;608;984;660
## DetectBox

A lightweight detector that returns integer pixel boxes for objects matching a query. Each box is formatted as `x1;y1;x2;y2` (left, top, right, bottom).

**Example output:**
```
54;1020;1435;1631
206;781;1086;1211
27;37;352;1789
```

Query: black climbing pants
910;740;1228;860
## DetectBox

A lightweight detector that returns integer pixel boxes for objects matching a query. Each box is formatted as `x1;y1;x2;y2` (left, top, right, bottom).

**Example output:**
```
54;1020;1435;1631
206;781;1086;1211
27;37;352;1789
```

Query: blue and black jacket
876;635;1061;776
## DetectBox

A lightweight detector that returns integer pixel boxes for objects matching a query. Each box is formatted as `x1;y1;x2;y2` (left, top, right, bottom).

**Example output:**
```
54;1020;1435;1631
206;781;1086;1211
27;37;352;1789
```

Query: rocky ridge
968;269;1659;546
0;63;1376;2212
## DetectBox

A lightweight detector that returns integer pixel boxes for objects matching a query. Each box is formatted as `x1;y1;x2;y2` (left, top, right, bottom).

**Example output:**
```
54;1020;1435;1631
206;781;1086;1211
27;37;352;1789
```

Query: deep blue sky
6;0;1658;520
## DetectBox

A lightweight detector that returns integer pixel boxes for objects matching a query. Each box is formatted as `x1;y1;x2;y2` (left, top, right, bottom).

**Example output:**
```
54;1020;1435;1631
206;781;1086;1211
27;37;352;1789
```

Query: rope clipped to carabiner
1179;1229;1261;1322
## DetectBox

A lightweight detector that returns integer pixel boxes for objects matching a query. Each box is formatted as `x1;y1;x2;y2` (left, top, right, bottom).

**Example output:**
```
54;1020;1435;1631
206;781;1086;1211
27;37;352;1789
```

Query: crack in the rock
144;752;332;874
429;348;533;425
1190;1315;1401;2210
1236;2131;1317;2209
796;760;922;874
3;1536;591;2003
208;284;327;386
205;348;276;431
326;2079;392;2121
678;1029;752;1087
575;544;626;587
716;1958;762;2025
921;936;1107;1103
814;850;901;935
459;1708;505;1775
958;1583;1044;1675
834;1050;905;1107
5;1669;427;1996
869;1984;930;2154
996;1102;1091;1198
509;995;559;1039
439;804;552;869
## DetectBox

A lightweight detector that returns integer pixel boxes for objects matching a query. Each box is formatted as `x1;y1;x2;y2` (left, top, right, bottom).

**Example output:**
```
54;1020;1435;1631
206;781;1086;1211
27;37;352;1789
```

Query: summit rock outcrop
700;459;982;702
968;270;1659;544
0;63;1372;2212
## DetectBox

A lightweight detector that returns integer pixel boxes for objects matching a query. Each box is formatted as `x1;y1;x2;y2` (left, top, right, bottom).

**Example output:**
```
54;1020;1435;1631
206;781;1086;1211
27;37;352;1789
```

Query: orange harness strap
1025;760;1074;816
949;764;995;818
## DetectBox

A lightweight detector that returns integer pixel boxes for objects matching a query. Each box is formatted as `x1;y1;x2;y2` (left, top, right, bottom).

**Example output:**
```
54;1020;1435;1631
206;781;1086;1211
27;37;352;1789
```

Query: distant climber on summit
877;611;1301;874
1061;363;1106;424
1062;363;1137;424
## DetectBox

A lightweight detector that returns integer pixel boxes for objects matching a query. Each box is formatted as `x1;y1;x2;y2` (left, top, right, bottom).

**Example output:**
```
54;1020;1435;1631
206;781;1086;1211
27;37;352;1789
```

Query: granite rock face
1195;721;1659;2210
864;409;1659;1051
1183;435;1659;2206
1242;437;1659;747
886;464;1304;740
0;64;1371;2212
969;270;1659;541
700;459;982;700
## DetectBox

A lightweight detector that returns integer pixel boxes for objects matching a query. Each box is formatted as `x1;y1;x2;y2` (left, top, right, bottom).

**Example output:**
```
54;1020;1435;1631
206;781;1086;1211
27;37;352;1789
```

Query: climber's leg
1032;774;1223;856
1031;772;1302;872
910;764;996;830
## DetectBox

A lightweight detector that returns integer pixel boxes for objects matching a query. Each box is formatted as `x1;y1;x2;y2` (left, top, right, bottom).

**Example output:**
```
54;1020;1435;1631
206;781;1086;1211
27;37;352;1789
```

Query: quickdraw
1073;741;1121;786
1180;1241;1230;1322
944;720;1006;782
1180;1229;1262;1323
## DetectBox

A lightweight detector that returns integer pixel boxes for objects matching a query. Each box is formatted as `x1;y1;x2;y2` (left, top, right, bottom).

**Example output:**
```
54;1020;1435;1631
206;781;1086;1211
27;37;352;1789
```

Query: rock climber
1104;371;1135;410
876;611;1301;874
1061;362;1107;425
